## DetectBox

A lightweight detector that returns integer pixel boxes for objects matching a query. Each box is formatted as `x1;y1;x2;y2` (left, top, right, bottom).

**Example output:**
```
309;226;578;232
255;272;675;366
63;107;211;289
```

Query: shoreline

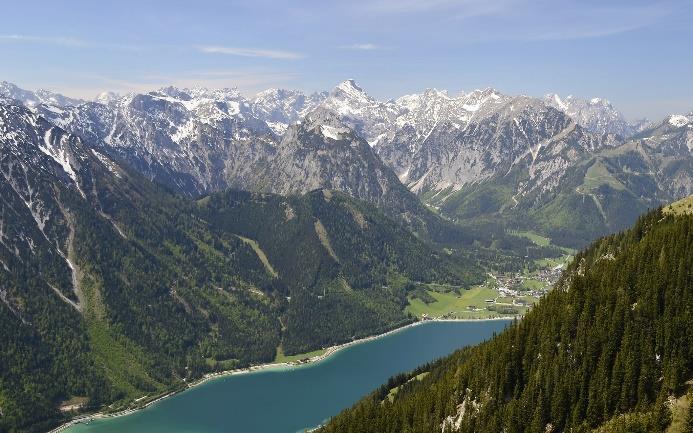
47;316;516;433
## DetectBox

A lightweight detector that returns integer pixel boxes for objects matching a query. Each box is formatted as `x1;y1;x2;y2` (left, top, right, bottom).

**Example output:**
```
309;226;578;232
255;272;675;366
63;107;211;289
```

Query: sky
0;0;691;120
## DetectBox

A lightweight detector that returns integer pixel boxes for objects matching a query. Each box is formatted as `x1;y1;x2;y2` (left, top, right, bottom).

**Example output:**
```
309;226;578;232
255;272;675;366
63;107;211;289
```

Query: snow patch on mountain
320;125;349;140
669;114;692;128
91;149;121;178
0;81;82;107
40;128;78;184
544;93;646;137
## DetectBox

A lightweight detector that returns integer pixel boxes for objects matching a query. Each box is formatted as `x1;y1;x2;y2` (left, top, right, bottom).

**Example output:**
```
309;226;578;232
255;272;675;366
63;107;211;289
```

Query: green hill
0;178;475;432
0;103;599;432
664;196;693;216
319;201;693;433
0;104;484;433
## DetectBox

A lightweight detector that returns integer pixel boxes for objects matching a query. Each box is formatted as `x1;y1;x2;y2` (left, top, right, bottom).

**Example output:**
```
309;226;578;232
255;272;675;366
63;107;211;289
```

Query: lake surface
66;320;507;433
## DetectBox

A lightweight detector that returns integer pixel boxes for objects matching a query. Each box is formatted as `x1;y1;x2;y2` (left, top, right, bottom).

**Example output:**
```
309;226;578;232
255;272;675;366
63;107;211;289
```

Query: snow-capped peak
544;93;641;137
422;88;450;99
331;79;371;102
336;79;363;92
668;113;693;128
0;81;82;107
460;87;504;112
95;91;120;105
547;93;568;112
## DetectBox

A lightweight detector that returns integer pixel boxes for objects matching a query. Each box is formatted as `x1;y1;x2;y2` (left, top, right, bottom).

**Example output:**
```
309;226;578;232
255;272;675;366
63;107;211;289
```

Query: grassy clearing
666;391;691;433
535;255;570;268
508;230;552;247
581;160;625;191
59;396;89;411
87;322;165;402
533;253;575;271
235;235;278;278
314;219;339;262
508;228;576;255
406;286;500;319
517;295;538;305
274;345;327;363
386;372;430;402
204;357;239;370
664;195;693;216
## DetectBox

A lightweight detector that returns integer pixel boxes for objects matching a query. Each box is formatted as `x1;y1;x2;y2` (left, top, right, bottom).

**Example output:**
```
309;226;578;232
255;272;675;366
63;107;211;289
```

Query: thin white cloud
359;0;672;41
50;70;301;99
0;35;304;60
0;34;148;51
0;34;88;47
198;46;304;60
365;0;510;14
340;43;380;50
517;3;673;41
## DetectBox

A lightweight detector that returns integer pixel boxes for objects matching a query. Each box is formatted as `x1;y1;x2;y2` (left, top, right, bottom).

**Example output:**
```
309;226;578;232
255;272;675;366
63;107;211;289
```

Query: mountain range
2;79;690;247
0;78;691;432
0;101;489;432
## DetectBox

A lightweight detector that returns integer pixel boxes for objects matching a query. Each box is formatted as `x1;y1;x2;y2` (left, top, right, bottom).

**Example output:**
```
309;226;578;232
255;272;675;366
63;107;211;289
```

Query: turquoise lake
65;320;507;433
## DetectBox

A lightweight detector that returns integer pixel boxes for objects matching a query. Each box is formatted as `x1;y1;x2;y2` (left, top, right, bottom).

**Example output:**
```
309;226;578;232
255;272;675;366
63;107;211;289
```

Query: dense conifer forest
320;206;693;433
0;141;546;433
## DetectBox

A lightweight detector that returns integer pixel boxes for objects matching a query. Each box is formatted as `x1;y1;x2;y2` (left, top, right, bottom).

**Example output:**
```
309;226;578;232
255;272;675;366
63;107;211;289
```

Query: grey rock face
3;80;690;227
33;87;279;196
543;93;649;137
252;88;327;135
0;102;128;309
262;108;406;205
0;81;83;107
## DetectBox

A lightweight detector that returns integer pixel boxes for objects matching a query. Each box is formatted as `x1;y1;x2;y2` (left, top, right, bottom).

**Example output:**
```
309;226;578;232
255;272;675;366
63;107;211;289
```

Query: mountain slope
0;81;83;107
251;107;466;241
544;93;649;137
0;102;477;432
428;109;693;247
198;188;479;353
319;203;693;433
33;87;279;197
25;83;465;243
251;88;327;135
7;80;690;248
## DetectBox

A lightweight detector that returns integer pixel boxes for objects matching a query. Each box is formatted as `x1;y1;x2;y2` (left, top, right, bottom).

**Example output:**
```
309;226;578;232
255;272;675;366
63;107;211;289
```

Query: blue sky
0;0;691;119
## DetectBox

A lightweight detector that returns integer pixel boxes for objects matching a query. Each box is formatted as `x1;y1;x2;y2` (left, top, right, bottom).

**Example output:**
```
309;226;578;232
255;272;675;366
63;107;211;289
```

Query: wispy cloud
358;0;672;41
0;34;88;47
0;34;147;51
340;43;381;50
198;46;305;60
364;0;510;14
516;3;673;41
52;70;301;99
0;34;305;60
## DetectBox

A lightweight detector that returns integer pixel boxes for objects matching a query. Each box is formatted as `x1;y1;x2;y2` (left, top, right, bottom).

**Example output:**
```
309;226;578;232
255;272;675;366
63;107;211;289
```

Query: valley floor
407;251;573;320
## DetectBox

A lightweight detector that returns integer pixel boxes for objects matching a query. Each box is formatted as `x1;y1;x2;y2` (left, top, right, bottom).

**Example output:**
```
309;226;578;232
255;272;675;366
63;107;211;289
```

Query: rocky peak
667;113;693;128
0;81;82;107
251;88;326;135
331;79;368;100
544;93;644;137
94;91;120;105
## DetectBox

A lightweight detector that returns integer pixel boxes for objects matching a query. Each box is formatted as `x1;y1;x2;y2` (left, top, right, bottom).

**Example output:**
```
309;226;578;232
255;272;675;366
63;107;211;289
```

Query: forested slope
0;103;480;432
320;203;693;433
